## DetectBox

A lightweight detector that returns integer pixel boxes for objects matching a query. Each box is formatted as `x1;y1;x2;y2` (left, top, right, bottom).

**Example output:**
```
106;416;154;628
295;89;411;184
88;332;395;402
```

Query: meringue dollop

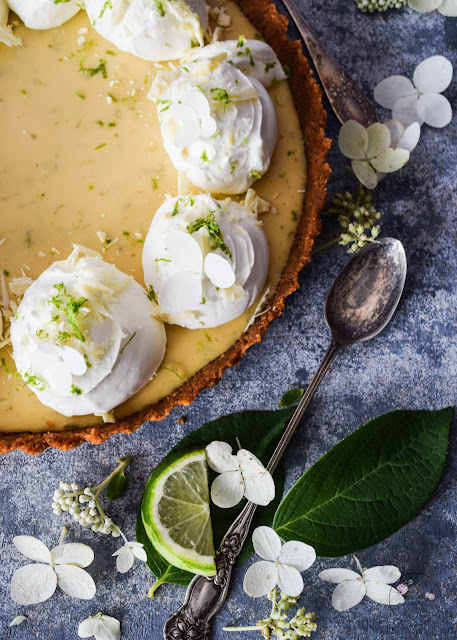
6;0;80;30
85;0;208;62
10;246;166;418
149;38;286;194
142;194;269;328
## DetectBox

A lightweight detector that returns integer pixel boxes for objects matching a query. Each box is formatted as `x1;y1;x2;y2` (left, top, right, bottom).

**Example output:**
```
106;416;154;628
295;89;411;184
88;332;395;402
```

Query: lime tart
0;0;330;454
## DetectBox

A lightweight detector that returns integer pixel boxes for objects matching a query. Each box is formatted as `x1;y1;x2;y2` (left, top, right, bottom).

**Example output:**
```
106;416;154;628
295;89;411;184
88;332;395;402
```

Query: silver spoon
163;238;407;640
280;0;378;127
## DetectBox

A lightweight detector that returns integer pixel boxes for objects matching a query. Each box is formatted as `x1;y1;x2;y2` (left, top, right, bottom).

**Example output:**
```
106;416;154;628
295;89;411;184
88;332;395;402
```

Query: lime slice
141;448;216;576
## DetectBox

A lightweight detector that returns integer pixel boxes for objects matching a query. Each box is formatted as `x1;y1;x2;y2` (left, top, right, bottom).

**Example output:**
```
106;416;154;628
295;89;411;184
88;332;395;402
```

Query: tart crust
0;0;331;454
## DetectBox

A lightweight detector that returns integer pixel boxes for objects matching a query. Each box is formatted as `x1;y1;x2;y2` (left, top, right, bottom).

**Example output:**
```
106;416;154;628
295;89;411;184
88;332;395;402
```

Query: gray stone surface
1;1;456;638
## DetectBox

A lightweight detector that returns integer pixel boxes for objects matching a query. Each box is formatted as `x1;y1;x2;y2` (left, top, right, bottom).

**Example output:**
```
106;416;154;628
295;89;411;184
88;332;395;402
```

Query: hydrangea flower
78;613;121;640
319;556;405;611
205;441;275;508
338;120;409;189
408;0;457;15
354;0;407;11
112;541;147;574
374;56;453;128
10;528;96;605
243;526;316;598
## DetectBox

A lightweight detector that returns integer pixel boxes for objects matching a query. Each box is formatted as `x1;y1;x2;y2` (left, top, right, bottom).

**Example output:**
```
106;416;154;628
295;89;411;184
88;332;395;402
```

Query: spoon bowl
325;238;407;346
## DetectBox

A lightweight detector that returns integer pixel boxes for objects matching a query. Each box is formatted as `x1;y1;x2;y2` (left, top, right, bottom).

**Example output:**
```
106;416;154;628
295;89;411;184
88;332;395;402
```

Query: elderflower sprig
354;0;407;11
224;588;317;639
315;187;381;255
52;457;131;538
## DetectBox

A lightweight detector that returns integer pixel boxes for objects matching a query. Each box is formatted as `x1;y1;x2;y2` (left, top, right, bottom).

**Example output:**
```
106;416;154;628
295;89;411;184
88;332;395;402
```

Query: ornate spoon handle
281;0;378;127
163;501;257;640
163;343;341;640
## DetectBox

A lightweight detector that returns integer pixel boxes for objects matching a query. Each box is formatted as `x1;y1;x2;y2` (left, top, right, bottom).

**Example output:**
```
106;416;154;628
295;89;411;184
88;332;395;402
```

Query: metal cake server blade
281;0;378;126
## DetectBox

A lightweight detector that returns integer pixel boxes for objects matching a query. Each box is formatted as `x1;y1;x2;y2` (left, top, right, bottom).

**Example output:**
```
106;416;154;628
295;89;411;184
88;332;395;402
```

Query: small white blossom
10;528;96;605
112;541;147;574
338;120;410;189
243;527;316;598
374;55;453;128
408;0;457;15
9;615;26;627
78;613;121;640
206;441;275;508
319;556;405;611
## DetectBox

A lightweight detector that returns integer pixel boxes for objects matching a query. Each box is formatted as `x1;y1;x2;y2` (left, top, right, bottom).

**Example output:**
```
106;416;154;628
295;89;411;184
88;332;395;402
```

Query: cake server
163;237;407;640
280;0;378;127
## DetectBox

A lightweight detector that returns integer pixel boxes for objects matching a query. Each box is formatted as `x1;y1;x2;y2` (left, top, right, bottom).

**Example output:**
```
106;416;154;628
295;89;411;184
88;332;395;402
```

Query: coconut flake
158;272;202;313
166;230;203;273
204;253;236;288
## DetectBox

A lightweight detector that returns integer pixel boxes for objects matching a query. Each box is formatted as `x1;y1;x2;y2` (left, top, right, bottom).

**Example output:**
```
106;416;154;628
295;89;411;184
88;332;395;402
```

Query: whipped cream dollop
10;246;166;418
0;0;20;46
85;0;208;62
149;38;286;194
6;0;80;30
142;194;269;328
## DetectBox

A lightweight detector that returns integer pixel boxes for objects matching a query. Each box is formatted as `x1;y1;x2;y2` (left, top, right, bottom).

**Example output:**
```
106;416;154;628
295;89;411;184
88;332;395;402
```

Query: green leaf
278;388;304;407
106;470;126;501
138;407;294;591
273;408;453;557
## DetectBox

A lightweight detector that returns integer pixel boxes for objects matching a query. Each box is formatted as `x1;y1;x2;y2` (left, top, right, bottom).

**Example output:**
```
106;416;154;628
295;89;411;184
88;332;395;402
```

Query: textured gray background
1;1;456;638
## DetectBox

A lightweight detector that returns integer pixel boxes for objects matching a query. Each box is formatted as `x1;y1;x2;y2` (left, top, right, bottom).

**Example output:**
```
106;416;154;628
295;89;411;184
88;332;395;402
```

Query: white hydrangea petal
413;55;453;94
97;616;121;640
417;93;452;128
252;526;282;562
277;541;316;572
374;76;415;110
13;535;52;563
352;160;379;190
11;564;57;605
363;565;401;584
332;580;366;611
158;272;202;313
370;148;409;173
338;120;369;160
9;615;27;627
384;119;405;147
166;230;202;273
210;471;244;508
392;95;423;127
365;581;405;605
407;0;443;12
243;560;278;597
78;616;98;638
205;441;239;473
397;122;421;152
366;123;391;158
237;449;275;506
131;546;147;562
51;543;94;568
277;564;304;598
204;253;236;289
55;565;96;599
115;547;134;574
242;470;275;506
318;568;362;584
439;0;457;16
